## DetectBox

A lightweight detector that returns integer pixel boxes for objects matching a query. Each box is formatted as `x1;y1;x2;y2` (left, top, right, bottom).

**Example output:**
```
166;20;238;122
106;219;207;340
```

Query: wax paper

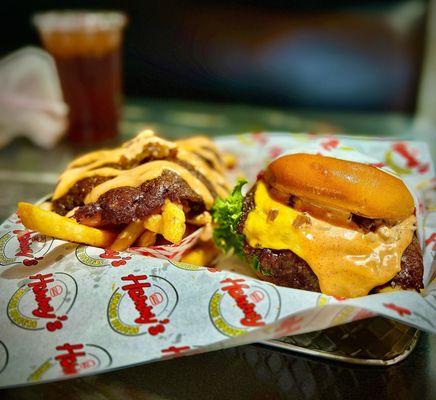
0;133;434;388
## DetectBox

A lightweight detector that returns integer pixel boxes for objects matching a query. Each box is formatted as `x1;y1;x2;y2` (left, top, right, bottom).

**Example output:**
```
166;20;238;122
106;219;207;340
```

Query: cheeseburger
213;153;423;298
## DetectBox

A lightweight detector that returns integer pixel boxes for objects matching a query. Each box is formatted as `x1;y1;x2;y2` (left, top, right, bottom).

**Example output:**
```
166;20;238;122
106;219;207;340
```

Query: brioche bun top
264;153;414;220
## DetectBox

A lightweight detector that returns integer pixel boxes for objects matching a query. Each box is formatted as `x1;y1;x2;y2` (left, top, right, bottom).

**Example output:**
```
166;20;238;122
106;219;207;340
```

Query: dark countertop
2;334;436;400
0;98;435;399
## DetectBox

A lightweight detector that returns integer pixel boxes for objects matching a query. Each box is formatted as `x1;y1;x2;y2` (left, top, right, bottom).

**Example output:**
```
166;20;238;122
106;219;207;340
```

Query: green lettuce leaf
212;179;247;258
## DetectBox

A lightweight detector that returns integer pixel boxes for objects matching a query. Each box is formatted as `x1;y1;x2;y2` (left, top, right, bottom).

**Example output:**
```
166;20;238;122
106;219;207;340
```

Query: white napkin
0;47;68;148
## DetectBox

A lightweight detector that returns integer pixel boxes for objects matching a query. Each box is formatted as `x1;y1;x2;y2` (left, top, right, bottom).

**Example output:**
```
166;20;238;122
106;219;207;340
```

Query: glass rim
32;10;127;32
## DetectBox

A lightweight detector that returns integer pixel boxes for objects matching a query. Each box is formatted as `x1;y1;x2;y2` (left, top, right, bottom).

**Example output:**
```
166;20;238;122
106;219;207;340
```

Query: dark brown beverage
34;12;126;145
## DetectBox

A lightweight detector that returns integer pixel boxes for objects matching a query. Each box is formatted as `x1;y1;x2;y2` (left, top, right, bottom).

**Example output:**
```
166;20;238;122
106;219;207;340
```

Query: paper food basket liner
0;133;434;388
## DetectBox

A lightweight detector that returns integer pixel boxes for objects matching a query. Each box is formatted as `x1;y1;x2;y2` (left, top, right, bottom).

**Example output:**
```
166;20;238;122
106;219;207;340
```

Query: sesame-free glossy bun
264;153;414;220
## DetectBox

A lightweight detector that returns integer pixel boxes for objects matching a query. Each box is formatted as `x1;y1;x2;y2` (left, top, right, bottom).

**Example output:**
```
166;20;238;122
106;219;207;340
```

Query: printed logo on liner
27;343;112;382
209;277;281;337
107;273;178;336
0;341;8;374
161;345;191;358
76;245;131;267
385;142;430;175
0;230;53;266
7;272;78;332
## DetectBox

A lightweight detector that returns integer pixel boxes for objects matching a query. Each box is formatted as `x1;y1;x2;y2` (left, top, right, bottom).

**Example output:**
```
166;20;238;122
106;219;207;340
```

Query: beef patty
238;183;424;293
74;170;205;227
53;149;216;216
52;176;112;215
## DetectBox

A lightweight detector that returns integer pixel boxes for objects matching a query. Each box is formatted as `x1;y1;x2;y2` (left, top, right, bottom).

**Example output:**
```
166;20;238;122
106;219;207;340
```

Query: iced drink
34;11;127;145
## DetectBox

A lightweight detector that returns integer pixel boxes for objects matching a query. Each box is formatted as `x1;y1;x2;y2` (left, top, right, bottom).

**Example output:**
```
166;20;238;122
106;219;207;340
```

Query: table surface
1;98;435;400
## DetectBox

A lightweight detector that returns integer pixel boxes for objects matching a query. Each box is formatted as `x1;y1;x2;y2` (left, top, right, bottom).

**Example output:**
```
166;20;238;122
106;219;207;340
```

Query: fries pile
19;198;191;251
18;202;117;248
19;198;218;266
110;199;186;251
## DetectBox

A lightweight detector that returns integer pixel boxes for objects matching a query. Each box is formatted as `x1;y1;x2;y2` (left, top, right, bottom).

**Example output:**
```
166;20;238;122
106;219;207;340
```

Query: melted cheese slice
53;131;228;212
243;181;415;298
66;130;174;170
177;136;225;174
176;148;230;198
53;131;176;200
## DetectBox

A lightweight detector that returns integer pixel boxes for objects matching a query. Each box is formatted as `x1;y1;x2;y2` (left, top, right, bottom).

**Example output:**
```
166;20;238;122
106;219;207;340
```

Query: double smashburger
19;130;231;256
54;131;229;227
213;153;423;298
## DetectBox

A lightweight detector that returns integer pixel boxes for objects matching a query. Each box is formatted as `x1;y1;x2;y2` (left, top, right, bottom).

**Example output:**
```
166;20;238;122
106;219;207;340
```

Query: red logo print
15;230;32;257
100;249;131;267
161;345;191;355
149;292;163;306
28;343;111;382
28;273;68;331
392;143;430;174
425;233;436;251
49;285;63;297
220;278;265;327
55;343;85;375
320;138;339;151
369;162;385;168
274;316;304;336
268;146;283;158
249;290;264;303
121;274;169;335
352;309;376;321
13;230;44;266
15;212;22;224
251;132;267;145
78;358;96;370
383;303;412;317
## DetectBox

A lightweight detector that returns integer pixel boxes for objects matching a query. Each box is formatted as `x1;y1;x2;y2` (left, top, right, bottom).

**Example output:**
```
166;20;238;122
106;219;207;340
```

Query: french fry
18;202;117;247
199;223;213;242
187;211;212;226
65;207;78;218
181;241;219;266
136;230;157;247
38;201;53;211
162;199;186;244
144;214;163;233
110;220;145;251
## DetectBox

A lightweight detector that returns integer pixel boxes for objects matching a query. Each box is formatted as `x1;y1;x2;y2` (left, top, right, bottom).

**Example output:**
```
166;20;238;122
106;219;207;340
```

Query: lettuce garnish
212;179;247;258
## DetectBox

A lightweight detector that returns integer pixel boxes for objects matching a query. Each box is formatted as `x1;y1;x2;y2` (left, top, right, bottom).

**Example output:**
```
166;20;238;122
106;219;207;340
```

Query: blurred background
0;0;434;212
1;0;433;113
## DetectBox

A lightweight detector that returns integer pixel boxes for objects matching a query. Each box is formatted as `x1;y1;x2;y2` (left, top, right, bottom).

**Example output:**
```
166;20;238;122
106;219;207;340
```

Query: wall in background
0;0;428;112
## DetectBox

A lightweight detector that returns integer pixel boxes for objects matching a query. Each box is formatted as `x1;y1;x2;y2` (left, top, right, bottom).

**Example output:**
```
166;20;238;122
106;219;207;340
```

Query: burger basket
223;133;432;367
0;133;433;388
263;317;419;365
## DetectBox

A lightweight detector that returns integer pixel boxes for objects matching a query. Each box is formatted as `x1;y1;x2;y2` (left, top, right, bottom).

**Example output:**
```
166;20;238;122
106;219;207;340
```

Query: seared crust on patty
74;170;204;227
244;244;321;291
52;176;112;216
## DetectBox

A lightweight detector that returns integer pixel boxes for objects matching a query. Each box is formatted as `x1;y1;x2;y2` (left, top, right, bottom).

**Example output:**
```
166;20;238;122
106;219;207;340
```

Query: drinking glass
33;11;127;145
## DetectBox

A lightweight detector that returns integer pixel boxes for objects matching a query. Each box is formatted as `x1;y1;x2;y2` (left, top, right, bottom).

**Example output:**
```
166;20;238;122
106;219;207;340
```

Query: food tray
262;317;420;366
